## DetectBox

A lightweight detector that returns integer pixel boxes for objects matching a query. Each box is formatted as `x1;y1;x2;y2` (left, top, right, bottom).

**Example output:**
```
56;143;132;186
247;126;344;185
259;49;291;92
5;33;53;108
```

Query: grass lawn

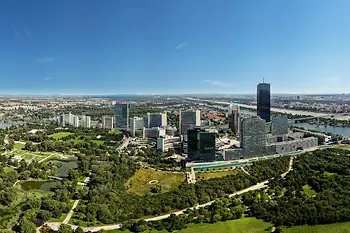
4;166;15;173
283;221;350;233
91;140;105;145
323;171;336;176
302;184;317;197
105;218;350;233
125;168;185;195
109;129;122;134
6;150;59;163
49;213;67;223
105;218;272;233
333;144;350;150
48;132;73;139
14;143;25;150
196;170;234;180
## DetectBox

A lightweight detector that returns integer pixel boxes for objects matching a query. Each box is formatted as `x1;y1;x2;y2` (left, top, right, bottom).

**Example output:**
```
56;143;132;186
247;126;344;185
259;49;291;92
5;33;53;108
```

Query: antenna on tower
263;77;265;83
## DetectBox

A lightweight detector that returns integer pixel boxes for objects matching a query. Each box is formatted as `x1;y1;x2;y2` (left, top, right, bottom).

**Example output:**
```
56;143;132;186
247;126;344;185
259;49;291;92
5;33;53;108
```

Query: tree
74;227;85;233
19;217;36;233
58;224;73;233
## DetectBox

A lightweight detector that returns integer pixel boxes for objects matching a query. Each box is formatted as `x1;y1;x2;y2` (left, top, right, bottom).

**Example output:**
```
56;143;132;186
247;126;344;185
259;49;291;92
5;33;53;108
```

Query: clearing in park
125;168;185;195
196;170;234;180
105;218;350;233
48;132;73;139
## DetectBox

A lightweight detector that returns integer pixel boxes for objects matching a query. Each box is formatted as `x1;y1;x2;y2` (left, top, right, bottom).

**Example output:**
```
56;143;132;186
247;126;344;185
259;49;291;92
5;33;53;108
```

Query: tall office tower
179;109;201;135
240;117;266;157
147;112;167;128
68;112;74;125
271;115;289;135
102;116;114;129
257;82;271;122
62;114;70;126
228;104;240;135
130;117;146;137
81;115;91;128
114;103;129;129
73;116;80;127
187;128;216;162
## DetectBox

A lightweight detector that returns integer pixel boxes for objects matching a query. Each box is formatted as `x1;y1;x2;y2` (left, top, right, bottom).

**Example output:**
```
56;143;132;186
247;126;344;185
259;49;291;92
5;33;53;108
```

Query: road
117;136;130;153
45;157;294;232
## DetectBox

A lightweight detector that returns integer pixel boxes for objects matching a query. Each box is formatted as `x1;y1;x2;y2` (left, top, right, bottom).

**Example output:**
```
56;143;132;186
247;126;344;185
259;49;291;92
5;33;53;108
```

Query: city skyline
1;0;350;95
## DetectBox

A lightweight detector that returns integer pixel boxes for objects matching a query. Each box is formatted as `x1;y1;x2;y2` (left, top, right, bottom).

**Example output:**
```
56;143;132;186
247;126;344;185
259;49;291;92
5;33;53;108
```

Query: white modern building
81;115;91;128
157;136;181;152
73;116;80;127
130;117;146;137
103;116;114;129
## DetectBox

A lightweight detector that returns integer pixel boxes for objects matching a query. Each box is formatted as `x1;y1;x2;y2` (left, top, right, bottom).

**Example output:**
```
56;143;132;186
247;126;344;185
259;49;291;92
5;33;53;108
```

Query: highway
45;157;294;232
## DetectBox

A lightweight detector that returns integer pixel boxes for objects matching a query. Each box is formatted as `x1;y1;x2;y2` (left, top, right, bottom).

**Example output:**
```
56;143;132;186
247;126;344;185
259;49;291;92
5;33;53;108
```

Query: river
0;122;25;129
236;108;350;137
293;123;350;137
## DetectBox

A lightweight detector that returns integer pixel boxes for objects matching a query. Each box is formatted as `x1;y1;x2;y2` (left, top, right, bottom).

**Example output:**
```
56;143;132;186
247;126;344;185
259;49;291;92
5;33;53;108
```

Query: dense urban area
1;83;350;233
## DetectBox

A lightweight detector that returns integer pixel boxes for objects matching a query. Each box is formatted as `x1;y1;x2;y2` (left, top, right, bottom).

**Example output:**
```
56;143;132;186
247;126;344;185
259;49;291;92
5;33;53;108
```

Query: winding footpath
45;157;294;232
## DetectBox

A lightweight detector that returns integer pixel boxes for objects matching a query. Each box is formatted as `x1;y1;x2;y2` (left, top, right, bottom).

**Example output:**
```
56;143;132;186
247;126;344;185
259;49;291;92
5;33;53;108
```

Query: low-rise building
157;136;181;152
143;127;166;139
274;137;318;154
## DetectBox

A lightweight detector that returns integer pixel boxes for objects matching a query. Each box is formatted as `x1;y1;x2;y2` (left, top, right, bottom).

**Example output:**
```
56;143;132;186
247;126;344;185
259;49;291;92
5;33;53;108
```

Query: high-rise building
257;82;271;122
240;117;266;157
228;104;240;135
179;109;201;135
271;115;289;135
73;116;80;127
130;117;146;137
102;116;114;129
187;128;216;162
147;112;167;128
81;115;91;128
114;103;129;129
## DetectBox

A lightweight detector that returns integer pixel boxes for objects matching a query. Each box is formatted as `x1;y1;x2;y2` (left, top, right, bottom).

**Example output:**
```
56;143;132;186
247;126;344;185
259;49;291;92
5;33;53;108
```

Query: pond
20;159;78;191
48;160;78;177
21;180;60;192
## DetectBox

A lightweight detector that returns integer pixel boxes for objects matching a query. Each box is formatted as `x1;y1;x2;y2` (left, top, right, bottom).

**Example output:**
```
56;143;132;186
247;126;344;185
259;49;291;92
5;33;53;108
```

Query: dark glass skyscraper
187;128;216;162
257;83;271;122
114;103;129;129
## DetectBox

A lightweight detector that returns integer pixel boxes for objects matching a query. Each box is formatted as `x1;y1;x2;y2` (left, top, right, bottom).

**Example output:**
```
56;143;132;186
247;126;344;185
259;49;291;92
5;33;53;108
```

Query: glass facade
114;103;129;129
188;128;216;162
257;83;271;122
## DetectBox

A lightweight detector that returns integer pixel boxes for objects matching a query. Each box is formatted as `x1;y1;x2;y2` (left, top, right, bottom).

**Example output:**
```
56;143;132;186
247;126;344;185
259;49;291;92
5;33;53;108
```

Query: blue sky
0;0;350;95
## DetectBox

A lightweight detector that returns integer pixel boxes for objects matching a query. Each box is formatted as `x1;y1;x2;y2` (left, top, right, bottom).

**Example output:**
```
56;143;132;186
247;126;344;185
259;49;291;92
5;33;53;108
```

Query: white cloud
37;57;56;63
44;77;53;81
12;27;33;41
24;28;33;40
175;42;187;51
204;80;234;88
12;27;22;41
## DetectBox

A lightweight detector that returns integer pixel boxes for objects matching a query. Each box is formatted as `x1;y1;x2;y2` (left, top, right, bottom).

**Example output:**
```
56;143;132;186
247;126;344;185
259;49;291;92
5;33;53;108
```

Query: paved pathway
45;158;294;232
240;166;251;176
63;200;80;224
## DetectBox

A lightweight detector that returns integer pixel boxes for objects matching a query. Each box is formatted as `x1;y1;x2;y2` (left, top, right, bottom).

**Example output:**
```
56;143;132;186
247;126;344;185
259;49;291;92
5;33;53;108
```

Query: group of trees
245;148;350;227
71;152;290;225
246;156;290;182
